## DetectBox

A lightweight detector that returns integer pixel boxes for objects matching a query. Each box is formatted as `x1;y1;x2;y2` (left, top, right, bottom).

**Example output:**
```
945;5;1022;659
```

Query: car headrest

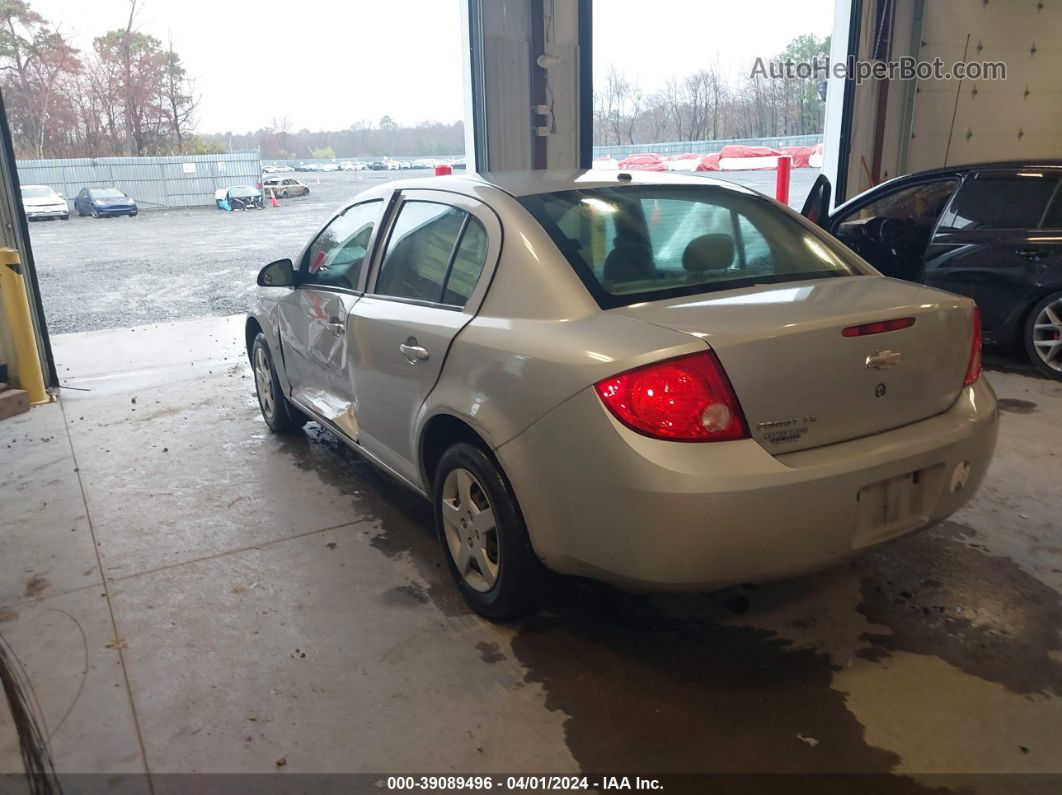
682;234;735;272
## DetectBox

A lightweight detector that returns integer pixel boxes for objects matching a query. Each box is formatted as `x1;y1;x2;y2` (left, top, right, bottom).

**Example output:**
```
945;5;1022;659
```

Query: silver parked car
246;171;999;618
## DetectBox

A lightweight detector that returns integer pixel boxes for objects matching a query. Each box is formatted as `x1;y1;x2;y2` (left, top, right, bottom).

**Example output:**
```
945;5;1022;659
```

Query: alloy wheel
1032;297;1062;373
440;467;499;592
254;345;276;419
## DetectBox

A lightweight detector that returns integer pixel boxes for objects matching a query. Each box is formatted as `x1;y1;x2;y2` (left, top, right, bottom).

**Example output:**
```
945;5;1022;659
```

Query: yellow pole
0;247;48;404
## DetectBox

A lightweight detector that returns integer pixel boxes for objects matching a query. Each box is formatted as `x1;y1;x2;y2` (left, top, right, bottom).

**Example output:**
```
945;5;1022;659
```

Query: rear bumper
496;377;999;592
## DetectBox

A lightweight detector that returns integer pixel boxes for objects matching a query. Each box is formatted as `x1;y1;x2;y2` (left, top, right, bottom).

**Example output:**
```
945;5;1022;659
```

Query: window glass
1041;192;1062;229
520;186;858;308
941;175;1058;230
302;200;380;290
443;218;488;306
849;179;958;224
375;201;466;302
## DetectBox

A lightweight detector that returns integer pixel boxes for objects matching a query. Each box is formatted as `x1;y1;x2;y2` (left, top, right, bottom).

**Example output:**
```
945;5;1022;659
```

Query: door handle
326;319;345;336
399;339;430;363
1015;248;1051;262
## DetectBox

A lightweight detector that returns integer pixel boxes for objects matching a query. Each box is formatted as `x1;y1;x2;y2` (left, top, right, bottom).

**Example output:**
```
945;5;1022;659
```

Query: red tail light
964;307;982;386
594;351;748;442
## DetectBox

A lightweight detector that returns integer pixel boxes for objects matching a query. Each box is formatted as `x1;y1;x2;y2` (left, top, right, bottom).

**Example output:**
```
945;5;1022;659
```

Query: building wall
828;0;1062;204
15;151;262;211
908;0;1062;172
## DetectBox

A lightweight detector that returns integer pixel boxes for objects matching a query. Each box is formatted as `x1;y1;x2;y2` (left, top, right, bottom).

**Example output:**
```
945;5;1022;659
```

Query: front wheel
251;333;305;432
90;208;99;218
434;443;540;620
1025;291;1062;379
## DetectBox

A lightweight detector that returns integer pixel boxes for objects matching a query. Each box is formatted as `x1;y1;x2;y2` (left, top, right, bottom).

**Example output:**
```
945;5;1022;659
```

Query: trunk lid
609;276;975;454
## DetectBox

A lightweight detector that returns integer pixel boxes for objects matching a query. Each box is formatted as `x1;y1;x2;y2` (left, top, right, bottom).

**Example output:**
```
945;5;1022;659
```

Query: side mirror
257;258;295;287
800;174;833;229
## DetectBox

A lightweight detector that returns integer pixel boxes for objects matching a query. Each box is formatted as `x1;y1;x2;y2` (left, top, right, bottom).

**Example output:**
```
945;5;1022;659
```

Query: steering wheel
874;217;908;262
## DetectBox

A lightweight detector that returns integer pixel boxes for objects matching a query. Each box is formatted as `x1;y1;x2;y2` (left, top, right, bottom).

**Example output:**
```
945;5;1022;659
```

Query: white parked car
21;185;68;221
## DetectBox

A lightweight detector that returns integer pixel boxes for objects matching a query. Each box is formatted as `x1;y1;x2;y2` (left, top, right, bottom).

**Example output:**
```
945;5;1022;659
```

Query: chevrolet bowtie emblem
866;350;902;369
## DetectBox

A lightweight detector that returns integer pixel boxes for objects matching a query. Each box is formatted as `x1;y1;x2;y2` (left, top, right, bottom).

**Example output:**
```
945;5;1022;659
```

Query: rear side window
375;201;488;307
940;174;1059;231
520;186;859;309
302;200;381;290
443;218;488;306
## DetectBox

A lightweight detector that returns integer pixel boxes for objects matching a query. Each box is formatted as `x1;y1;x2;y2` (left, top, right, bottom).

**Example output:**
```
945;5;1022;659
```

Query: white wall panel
909;0;1062;170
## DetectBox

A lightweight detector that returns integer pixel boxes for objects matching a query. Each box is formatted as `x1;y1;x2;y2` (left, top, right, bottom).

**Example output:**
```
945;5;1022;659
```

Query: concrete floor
1;315;1061;790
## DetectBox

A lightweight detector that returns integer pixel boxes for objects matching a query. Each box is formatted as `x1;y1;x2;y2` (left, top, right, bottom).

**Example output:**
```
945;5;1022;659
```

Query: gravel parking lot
30;168;821;335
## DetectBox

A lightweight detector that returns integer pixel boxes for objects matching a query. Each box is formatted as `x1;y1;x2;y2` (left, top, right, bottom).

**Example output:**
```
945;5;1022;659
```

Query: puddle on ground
273;423;469;617
856;521;1062;696
996;398;1038;414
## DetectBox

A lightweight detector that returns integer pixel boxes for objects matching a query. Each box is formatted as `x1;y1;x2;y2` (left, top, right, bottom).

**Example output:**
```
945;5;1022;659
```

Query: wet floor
1;316;1060;789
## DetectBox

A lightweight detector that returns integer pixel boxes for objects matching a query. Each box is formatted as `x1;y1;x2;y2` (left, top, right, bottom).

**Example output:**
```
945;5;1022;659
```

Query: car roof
832;159;1062;216
376;169;754;199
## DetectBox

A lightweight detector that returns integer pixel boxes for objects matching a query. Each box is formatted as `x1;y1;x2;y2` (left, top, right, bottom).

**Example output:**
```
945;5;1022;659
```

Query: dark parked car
370;161;387;171
803;162;1062;379
74;187;138;217
215;185;264;210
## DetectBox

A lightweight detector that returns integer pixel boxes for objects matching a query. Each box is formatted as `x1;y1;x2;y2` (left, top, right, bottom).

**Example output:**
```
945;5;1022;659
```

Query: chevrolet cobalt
247;171;998;618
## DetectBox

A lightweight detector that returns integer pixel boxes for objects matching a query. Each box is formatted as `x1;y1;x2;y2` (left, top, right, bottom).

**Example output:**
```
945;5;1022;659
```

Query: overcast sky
33;0;834;134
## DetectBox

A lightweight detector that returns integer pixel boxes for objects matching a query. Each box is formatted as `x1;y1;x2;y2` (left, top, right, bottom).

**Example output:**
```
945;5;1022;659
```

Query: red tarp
718;145;783;159
696;153;722;171
617;153;667;171
779;146;815;168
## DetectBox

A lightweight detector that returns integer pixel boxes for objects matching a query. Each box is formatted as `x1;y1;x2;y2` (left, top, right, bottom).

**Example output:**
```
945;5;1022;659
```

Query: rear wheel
251;332;305;432
433;443;540;620
1025;291;1062;379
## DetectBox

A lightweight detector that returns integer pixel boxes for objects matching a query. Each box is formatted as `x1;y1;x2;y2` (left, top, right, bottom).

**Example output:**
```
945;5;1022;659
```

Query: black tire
1024;291;1062;380
250;332;305;432
433;442;540;620
302;188;310;196
61;214;69;221
279;190;288;198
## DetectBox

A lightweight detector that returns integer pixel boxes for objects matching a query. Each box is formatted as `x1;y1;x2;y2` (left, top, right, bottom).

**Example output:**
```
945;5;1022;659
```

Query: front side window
834;178;959;280
520;186;859;308
846;179;958;224
939;173;1059;231
374;201;466;303
302;200;381;290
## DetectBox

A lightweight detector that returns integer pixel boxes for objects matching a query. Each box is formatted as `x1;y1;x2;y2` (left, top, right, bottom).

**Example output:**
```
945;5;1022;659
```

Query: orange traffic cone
270;189;279;208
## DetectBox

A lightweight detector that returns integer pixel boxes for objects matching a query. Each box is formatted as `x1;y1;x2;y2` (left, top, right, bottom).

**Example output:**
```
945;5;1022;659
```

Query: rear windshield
519;186;861;308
